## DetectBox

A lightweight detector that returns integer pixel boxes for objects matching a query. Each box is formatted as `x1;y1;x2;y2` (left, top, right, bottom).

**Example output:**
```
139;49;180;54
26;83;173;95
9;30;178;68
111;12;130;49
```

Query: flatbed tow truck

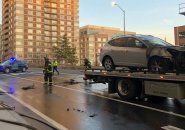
83;67;185;100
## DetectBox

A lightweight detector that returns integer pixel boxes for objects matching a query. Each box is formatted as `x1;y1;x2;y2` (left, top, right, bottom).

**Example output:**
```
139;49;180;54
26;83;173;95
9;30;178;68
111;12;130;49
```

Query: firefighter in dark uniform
84;58;91;70
43;57;53;87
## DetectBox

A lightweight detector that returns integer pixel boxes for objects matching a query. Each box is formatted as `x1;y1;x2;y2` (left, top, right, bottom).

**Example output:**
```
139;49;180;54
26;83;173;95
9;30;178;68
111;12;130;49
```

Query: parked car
0;59;28;73
100;34;185;73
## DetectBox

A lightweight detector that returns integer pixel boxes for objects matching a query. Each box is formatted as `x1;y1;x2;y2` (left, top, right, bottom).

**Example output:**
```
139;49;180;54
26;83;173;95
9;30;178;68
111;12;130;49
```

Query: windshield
1;60;11;65
138;36;173;47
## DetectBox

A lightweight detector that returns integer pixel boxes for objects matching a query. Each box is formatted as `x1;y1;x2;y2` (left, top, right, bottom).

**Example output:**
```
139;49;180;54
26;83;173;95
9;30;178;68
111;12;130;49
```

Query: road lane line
161;125;183;130
0;87;68;130
2;73;185;119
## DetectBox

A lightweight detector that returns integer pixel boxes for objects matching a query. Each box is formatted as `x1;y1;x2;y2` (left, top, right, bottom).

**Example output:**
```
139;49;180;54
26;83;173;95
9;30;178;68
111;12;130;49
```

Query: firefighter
43;57;53;87
52;60;59;75
84;58;91;70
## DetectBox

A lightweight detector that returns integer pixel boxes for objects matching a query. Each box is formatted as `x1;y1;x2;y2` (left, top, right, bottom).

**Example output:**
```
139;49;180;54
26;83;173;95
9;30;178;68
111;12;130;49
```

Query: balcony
179;3;185;15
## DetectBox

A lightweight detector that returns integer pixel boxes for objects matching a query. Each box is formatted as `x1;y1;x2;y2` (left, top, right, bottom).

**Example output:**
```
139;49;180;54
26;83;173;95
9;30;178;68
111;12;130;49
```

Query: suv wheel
103;57;115;71
4;68;10;73
148;57;169;73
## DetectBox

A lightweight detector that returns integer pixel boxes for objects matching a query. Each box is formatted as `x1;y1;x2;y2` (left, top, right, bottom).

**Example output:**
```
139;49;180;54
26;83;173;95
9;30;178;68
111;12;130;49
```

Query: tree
53;34;78;65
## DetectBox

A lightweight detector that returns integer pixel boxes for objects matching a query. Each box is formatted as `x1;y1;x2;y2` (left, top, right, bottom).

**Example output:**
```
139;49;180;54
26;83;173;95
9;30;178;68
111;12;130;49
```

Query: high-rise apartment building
79;25;136;66
2;0;79;64
174;26;185;46
175;3;185;45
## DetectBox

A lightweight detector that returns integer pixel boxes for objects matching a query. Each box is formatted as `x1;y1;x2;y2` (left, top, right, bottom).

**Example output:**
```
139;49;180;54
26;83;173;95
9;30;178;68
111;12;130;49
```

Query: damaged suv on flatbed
100;35;185;73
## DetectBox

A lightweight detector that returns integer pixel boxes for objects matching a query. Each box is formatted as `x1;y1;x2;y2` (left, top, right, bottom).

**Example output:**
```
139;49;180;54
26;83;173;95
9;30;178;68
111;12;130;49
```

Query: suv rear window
108;37;127;47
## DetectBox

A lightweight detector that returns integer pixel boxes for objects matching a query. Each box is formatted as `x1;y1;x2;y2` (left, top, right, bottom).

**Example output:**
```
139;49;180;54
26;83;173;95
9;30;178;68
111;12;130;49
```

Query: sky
0;0;184;44
79;0;185;44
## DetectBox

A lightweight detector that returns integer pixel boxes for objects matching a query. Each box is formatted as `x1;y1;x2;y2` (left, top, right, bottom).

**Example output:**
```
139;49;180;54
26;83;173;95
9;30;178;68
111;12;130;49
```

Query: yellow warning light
160;76;164;79
103;72;107;75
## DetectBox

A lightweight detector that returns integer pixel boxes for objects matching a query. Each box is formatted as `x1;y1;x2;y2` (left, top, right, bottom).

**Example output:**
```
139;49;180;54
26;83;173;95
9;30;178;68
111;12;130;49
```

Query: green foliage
53;34;78;65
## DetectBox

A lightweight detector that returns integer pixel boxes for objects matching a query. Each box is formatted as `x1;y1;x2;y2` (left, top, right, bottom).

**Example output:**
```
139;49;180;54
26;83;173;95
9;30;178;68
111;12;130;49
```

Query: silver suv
100;35;185;72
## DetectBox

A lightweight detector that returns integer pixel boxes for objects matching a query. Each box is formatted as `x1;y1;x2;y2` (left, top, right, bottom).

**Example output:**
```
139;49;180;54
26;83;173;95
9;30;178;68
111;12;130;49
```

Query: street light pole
112;2;126;35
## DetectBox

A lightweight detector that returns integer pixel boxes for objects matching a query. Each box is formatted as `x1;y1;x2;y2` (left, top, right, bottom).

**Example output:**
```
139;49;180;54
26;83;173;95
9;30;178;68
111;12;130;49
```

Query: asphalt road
0;68;185;130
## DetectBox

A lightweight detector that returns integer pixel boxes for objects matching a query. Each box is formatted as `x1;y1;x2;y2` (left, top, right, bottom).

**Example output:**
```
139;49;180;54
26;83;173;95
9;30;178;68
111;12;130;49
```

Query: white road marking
9;71;82;76
0;87;68;130
1;73;185;120
161;125;183;130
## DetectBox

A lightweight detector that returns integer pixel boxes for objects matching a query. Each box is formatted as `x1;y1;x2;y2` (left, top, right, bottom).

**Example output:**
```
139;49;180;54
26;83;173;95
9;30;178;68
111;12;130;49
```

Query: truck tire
116;79;138;100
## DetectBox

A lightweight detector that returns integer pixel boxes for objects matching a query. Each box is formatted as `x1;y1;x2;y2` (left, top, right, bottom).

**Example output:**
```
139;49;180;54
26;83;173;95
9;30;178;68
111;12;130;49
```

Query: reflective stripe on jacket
52;61;58;66
43;63;53;73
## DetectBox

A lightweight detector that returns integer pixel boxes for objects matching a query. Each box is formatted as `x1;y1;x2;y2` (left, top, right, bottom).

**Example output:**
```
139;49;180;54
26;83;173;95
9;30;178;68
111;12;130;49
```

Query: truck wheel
4;68;10;73
116;79;138;100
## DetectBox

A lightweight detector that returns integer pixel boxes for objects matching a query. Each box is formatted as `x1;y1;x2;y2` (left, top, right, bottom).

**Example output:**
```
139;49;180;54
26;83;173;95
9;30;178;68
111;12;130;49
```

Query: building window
28;41;33;46
51;20;57;24
36;12;41;16
27;0;32;2
103;38;107;42
36;6;41;10
36;48;41;52
36;30;42;34
16;35;23;39
28;29;33;33
28;35;33;40
51;9;57;13
51;3;57;8
179;32;185;39
52;26;57;31
67;22;71;25
60;4;64;8
28;23;33;27
27;11;33;15
60;26;65;31
16;4;24;8
36;18;41;22
36;24;41;28
28;48;33;52
16;47;23;51
28;4;33;9
16;10;24;14
45;25;50;30
51;14;57;19
16;29;23;33
28;17;33;21
16;41;23;45
67;16;71;20
61;21;65;25
67;27;71;31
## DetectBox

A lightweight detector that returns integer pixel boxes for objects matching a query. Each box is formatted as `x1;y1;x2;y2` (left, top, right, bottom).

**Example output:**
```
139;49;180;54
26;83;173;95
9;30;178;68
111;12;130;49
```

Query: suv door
17;61;24;71
124;37;147;67
11;61;19;71
108;37;128;65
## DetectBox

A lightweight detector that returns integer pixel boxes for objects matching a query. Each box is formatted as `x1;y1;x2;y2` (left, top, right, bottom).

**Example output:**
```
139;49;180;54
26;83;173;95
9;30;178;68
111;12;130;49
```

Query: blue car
0;59;28;73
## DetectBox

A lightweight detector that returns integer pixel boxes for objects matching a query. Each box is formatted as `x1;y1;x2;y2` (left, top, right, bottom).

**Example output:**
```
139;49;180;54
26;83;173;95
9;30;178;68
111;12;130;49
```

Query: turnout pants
44;73;52;86
53;66;59;75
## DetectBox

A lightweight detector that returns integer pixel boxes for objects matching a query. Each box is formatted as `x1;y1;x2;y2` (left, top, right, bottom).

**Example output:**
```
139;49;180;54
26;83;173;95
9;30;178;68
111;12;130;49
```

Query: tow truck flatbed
84;68;185;100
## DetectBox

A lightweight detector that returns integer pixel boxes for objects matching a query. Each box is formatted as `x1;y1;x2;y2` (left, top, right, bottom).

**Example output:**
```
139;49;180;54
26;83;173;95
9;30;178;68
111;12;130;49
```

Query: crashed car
100;34;185;73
